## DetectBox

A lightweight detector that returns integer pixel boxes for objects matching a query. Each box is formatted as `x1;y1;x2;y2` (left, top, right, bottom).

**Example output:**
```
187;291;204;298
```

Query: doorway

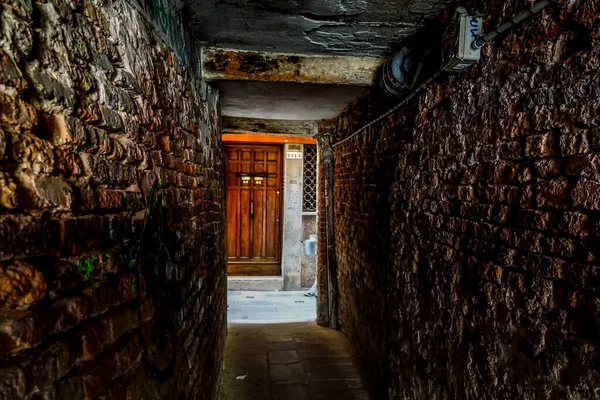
225;144;283;276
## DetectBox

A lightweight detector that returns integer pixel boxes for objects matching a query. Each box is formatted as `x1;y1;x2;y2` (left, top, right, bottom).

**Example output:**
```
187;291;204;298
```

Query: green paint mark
77;42;87;57
131;280;137;293
77;256;97;280
99;133;107;139
105;253;111;259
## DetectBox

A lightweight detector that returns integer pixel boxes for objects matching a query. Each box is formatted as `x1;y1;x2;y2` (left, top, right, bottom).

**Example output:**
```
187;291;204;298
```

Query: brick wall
0;0;226;399
327;1;600;398
316;143;329;325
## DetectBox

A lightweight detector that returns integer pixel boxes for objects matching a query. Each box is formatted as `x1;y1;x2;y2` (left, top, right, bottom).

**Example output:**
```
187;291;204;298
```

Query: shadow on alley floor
222;291;371;400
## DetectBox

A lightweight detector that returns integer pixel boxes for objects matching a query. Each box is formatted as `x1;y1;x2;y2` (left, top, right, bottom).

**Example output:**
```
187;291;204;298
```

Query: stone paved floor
227;291;317;323
221;322;371;400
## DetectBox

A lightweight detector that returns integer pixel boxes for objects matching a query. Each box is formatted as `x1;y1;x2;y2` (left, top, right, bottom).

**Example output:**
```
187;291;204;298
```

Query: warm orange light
222;133;316;145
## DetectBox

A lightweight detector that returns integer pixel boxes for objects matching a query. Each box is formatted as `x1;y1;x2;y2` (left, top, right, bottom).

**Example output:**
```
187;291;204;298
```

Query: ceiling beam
203;48;385;86
223;117;318;136
222;133;317;145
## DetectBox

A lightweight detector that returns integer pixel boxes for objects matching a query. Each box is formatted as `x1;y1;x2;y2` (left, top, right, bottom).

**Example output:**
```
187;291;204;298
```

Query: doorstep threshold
228;276;282;280
227;276;283;291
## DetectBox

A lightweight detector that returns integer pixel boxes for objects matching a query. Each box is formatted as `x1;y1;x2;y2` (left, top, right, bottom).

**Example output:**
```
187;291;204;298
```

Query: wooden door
226;145;283;276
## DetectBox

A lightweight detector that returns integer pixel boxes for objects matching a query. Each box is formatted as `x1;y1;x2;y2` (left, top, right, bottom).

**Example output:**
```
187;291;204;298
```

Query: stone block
0;49;26;91
572;179;600;210
95;189;124;209
0;93;37;131
536;180;569;209
0;6;34;61
16;173;73;209
26;63;76;113
565;154;600;179
525;132;558;158
534;159;562;178
499;139;523;160
50;215;106;255
79;306;139;362
82;273;137;316
0;172;19;209
560;128;590;156
529;210;558;231
0;215;51;261
0;261;46;311
560;211;591;236
9;132;54;174
46;114;87;147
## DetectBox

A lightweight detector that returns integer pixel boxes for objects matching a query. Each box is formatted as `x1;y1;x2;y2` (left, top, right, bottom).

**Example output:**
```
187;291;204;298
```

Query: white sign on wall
286;151;303;159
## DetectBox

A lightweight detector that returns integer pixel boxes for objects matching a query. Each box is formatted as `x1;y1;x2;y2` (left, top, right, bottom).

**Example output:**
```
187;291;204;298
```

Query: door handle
250;201;254;216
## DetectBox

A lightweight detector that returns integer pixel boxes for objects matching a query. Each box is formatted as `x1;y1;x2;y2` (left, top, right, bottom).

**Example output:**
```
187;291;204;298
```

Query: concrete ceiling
219;81;368;120
186;0;447;122
185;0;448;57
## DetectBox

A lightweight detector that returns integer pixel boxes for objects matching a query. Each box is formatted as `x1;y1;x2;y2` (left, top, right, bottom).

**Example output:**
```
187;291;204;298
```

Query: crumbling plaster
184;0;448;56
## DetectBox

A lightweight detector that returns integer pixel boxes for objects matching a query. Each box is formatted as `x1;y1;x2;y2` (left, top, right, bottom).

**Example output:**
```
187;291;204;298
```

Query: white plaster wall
281;143;304;290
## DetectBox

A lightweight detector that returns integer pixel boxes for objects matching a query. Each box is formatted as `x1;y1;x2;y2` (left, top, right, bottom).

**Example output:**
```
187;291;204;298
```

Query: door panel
265;190;278;258
226;144;282;276
227;188;238;257
253;190;265;258
239;189;251;258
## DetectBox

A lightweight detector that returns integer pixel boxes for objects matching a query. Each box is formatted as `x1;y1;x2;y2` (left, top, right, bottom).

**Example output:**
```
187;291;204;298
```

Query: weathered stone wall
328;1;600;398
0;0;226;399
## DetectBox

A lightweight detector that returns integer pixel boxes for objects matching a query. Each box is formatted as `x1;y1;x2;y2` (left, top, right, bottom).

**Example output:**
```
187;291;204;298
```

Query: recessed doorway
225;144;283;276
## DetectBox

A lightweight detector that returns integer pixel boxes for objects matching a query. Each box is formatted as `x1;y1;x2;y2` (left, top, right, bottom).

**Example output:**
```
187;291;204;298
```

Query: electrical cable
329;0;558;148
332;70;443;148
406;48;431;90
472;0;558;49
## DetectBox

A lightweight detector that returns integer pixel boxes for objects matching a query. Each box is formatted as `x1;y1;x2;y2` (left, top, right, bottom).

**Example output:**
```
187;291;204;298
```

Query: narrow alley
1;0;599;399
222;322;370;400
222;291;368;399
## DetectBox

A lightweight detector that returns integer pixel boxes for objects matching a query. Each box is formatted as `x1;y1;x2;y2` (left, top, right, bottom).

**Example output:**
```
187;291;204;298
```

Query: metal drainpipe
316;132;339;330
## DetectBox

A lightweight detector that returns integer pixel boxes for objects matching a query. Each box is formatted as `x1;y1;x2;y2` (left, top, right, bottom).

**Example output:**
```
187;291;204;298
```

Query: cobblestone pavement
222;322;371;400
227;291;317;323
